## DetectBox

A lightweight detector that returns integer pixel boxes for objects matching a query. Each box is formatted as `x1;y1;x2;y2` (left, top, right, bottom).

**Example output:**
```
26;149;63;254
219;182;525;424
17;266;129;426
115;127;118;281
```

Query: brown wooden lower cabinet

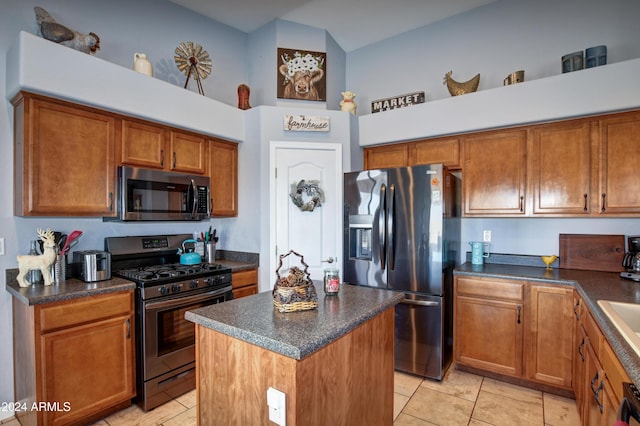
12;290;135;426
195;308;394;425
232;268;258;299
454;276;573;393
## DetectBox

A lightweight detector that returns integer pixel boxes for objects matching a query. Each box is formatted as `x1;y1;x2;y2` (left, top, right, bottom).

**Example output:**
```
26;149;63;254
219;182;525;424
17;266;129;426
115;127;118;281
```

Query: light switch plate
0;238;5;255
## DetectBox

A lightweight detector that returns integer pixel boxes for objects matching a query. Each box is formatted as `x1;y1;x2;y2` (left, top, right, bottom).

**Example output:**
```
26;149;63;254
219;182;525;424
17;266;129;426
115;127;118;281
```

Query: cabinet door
208;139;238;217
524;285;574;389
15;95;116;216
120;119;166;169
597;111;640;214
40;314;135;425
170;131;207;174
530;120;592;215
410;138;460;169
455;295;523;376
364;144;408;170
462;129;527;216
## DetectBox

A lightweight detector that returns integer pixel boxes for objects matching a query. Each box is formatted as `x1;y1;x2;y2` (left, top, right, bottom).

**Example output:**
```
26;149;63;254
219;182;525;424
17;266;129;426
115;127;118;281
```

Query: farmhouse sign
283;115;330;132
371;91;425;113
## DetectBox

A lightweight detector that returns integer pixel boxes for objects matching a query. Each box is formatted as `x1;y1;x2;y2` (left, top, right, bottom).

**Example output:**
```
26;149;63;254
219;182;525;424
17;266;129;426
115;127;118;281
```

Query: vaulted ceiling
168;0;496;52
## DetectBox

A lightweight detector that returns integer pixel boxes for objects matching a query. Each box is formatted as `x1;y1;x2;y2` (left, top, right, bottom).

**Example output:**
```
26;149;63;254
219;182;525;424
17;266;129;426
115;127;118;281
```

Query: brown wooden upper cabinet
120;119;207;175
363;143;408;169
363;137;460;170
208;138;238;217
597;110;640;215
13;92;117;217
529;119;593;215
462;129;528;216
410;137;460;169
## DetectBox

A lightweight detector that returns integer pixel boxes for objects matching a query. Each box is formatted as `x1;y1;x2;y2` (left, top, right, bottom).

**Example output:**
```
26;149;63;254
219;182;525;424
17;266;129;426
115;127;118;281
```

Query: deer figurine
16;228;57;287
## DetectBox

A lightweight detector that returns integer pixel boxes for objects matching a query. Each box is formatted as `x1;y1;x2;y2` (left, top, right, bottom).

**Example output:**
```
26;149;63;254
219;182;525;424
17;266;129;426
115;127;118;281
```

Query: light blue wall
346;0;640;111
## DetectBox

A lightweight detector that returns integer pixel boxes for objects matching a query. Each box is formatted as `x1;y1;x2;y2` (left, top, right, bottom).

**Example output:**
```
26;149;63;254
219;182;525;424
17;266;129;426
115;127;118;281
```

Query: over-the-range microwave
106;166;211;222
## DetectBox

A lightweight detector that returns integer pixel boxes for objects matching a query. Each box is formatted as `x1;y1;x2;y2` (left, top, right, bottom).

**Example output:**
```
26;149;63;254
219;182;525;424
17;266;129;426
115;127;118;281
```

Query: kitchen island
186;283;404;425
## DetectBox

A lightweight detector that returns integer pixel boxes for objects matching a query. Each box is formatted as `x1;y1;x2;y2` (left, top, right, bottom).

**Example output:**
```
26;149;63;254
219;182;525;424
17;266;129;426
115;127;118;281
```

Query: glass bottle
27;240;42;284
323;268;340;295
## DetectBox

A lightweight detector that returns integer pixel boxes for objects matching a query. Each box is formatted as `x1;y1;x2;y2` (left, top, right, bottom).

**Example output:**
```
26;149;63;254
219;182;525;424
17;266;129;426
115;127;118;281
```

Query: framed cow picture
277;48;326;101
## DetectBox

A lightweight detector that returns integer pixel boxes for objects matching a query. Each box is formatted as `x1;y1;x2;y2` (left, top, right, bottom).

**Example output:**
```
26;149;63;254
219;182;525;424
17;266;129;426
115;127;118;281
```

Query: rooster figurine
443;70;480;96
34;7;100;54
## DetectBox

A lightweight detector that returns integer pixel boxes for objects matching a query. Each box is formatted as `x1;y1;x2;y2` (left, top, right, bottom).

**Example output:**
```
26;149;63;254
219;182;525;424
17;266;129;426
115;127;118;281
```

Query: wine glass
541;255;558;269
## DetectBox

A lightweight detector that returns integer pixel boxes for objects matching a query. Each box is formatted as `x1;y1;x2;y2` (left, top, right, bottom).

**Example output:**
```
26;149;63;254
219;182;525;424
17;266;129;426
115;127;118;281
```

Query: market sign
371;91;425;113
283;115;330;132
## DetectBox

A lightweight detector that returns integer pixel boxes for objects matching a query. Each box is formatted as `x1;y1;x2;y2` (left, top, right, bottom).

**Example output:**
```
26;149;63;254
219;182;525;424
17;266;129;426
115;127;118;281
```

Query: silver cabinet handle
401;299;440;307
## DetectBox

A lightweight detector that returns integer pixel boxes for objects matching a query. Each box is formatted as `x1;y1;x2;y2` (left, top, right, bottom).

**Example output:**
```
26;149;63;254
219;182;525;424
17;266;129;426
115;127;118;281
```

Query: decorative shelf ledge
359;58;640;146
6;31;244;142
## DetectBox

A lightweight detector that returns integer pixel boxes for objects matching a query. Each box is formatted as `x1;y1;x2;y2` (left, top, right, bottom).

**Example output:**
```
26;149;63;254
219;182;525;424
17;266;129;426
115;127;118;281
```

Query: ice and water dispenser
348;215;373;260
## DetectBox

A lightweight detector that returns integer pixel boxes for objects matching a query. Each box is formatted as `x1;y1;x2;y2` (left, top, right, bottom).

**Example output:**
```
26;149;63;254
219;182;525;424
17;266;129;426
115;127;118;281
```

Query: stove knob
205;277;214;286
171;284;180;293
159;286;169;295
190;280;199;289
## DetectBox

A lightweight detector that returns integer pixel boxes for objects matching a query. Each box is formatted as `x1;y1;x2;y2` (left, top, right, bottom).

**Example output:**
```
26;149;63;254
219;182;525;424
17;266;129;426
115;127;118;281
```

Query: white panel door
271;142;343;285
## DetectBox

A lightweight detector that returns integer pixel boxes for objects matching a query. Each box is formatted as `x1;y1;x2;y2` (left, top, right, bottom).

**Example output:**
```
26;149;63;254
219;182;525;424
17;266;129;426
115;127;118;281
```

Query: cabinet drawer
601;340;631;402
232;269;258;289
584;310;603;358
455;276;523;301
38;291;133;333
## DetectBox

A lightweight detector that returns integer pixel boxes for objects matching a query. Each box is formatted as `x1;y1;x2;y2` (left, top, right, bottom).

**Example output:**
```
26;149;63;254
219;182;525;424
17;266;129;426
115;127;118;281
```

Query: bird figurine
34;7;100;54
443;70;480;96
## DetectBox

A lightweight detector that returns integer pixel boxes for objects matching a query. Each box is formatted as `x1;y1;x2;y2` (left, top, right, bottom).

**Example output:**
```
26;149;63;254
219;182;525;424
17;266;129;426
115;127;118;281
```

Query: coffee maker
620;235;640;281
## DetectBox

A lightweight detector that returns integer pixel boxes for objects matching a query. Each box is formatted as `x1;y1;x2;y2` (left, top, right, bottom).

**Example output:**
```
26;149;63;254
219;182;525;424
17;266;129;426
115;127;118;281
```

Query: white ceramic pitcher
134;53;153;76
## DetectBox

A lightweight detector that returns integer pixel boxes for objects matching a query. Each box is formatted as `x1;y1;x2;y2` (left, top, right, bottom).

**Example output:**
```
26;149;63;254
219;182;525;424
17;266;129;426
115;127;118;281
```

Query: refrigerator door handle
401;298;441;307
388;183;395;270
379;184;387;270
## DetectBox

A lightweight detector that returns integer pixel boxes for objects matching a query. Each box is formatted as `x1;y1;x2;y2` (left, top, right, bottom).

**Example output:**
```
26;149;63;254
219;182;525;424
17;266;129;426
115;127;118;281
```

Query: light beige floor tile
469;419;495;426
0;418;21;426
543;393;581;426
481;377;543;405
420;368;484;402
394;392;410;420
395;371;424;397
472;390;544;426
394;412;438;425
103;400;187;426
175;389;197;409
161;406;197;426
87;420;109;426
402;386;474;425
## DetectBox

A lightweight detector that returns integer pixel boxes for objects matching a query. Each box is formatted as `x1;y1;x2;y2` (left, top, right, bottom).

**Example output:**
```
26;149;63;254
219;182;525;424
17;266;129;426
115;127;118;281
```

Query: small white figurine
340;91;357;115
16;228;57;287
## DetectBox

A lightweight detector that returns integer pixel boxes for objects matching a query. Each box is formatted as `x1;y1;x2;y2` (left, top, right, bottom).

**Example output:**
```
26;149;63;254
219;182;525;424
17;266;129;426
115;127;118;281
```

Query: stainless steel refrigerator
343;164;461;380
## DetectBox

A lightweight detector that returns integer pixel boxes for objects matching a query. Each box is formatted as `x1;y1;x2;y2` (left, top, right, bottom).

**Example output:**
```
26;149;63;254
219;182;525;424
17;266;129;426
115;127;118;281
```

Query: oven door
142;285;231;381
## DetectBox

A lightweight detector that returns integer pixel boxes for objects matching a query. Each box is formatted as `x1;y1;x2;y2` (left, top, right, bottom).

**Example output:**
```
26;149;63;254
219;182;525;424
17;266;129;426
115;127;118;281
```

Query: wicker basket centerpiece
273;250;318;313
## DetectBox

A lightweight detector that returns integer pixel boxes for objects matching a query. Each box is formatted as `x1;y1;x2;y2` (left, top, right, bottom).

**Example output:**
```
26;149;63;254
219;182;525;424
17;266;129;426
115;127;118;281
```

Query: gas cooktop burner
115;262;229;284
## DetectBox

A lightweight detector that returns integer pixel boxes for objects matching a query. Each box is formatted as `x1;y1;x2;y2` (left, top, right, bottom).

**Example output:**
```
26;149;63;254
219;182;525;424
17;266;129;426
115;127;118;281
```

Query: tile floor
0;366;582;425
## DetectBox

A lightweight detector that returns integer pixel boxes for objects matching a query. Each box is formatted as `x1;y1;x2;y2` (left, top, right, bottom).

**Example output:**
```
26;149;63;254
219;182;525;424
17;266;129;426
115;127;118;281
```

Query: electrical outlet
267;387;286;426
0;238;4;255
483;230;492;243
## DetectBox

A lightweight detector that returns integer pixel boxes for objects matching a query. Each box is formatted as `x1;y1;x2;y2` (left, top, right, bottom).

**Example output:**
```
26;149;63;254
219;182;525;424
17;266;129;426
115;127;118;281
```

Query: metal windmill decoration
174;42;212;96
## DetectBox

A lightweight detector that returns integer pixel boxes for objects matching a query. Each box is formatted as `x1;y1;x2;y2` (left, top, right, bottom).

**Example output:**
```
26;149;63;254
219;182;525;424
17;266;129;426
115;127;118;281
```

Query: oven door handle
144;287;231;311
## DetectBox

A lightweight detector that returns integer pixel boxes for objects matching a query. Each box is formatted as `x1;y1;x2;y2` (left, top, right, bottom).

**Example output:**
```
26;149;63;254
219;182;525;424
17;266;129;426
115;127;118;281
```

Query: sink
597;300;640;358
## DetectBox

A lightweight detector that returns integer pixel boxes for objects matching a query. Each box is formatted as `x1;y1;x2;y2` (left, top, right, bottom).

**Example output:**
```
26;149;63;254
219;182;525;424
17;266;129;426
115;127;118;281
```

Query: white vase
134;53;153;77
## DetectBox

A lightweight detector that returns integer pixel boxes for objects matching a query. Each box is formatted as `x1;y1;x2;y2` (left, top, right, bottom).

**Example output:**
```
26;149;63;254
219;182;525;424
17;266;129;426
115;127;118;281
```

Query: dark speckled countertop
455;262;640;389
5;274;136;305
185;283;404;360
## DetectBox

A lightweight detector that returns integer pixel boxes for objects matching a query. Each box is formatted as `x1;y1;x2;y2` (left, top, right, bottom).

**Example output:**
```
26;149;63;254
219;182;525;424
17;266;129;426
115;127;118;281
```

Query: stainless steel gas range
105;234;233;412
